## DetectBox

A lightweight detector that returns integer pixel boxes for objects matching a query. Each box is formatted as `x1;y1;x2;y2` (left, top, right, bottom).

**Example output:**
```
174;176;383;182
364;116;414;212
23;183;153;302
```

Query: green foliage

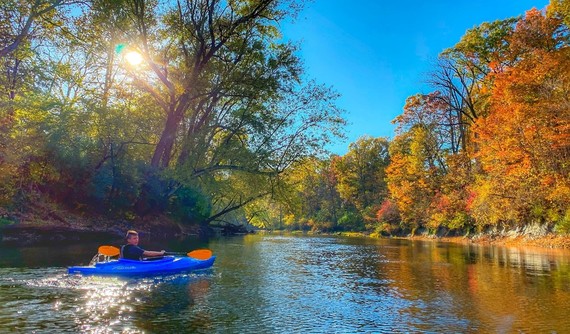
334;136;390;212
0;217;15;227
0;0;346;227
337;210;364;232
549;0;570;27
133;170;170;216
168;186;211;226
448;212;472;231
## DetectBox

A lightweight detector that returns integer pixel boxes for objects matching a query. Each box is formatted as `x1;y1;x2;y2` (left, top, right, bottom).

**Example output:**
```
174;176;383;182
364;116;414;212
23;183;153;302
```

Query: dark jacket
121;244;145;260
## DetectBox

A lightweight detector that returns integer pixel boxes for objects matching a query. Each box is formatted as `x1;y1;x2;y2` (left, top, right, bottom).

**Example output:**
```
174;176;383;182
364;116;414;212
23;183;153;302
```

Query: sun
124;51;143;66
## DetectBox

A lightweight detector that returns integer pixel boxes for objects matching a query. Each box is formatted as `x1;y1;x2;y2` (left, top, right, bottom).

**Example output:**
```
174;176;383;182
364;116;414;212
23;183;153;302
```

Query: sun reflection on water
11;270;213;333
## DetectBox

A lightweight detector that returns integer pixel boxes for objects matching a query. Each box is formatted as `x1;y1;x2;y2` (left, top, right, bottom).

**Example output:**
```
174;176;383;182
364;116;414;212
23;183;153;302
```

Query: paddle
165;249;213;260
98;245;120;257
98;245;213;260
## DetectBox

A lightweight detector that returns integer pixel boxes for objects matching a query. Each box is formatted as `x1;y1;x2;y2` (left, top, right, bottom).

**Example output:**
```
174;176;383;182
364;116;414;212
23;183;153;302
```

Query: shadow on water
0;234;211;267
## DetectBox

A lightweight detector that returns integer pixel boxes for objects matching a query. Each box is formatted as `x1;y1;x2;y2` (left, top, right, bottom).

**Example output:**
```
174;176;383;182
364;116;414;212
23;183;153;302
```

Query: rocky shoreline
403;233;570;250
408;223;570;249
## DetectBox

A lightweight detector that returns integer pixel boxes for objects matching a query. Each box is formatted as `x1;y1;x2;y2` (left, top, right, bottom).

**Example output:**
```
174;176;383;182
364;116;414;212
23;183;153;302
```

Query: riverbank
402;223;570;249
2;203;570;250
366;229;570;250
404;234;570;250
261;228;570;250
0;201;258;245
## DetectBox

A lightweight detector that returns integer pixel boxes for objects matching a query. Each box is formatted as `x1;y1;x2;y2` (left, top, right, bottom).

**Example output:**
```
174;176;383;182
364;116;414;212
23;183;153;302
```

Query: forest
0;0;568;237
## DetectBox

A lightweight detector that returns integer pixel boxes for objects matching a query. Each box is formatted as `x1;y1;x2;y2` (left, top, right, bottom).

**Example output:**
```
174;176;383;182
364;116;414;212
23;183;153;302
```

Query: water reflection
383;240;570;333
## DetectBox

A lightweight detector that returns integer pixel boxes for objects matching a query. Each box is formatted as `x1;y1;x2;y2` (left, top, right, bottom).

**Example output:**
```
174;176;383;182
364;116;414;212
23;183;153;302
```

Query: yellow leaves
386;130;442;226
469;180;518;226
546;178;570;206
548;0;570;27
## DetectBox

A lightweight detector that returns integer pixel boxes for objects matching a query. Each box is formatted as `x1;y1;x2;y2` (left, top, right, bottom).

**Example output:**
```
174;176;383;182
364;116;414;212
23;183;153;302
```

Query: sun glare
124;51;143;66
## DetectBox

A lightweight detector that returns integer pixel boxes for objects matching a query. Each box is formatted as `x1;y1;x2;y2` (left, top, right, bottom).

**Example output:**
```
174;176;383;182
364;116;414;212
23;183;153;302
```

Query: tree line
258;2;570;236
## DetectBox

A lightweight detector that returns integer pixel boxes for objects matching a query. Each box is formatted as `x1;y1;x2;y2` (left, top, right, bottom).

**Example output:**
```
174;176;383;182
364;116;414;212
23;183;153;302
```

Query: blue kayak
68;256;216;276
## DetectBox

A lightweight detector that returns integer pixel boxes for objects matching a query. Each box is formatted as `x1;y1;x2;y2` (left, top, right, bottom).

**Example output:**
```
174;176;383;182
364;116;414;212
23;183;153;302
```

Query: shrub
554;209;570;234
338;211;364;231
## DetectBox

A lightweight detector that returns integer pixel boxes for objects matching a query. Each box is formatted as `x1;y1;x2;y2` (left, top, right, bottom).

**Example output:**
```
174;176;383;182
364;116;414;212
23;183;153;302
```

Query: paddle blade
99;245;120;257
187;249;212;260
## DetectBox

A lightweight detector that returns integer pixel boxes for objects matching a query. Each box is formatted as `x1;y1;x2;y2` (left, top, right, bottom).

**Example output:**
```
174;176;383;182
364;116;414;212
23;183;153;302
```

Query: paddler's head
125;230;139;245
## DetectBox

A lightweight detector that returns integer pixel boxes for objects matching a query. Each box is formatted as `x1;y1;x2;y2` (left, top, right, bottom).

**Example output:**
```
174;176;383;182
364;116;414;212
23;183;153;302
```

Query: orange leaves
510;8;562;54
385;5;569;232
469;6;570;226
395;92;449;135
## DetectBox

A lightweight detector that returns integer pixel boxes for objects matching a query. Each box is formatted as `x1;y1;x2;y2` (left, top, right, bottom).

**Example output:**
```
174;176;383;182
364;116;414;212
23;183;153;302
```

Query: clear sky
281;0;550;154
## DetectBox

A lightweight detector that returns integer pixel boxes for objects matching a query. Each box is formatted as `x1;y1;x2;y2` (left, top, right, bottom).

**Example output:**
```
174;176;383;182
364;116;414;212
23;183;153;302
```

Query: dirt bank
375;222;569;250
0;205;193;245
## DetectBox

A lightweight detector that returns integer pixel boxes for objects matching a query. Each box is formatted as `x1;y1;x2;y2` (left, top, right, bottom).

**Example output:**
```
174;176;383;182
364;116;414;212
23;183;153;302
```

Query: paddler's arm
143;250;166;257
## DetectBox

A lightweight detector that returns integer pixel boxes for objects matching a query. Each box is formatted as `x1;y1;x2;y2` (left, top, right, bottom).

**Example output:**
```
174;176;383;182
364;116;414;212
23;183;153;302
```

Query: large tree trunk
151;111;180;168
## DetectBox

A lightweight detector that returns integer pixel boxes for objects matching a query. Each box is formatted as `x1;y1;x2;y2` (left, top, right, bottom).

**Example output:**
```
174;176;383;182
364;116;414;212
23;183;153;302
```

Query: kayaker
120;230;166;260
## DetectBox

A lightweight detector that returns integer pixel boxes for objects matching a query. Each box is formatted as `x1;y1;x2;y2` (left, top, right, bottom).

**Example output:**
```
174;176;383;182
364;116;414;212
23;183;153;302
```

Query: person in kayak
120;230;166;260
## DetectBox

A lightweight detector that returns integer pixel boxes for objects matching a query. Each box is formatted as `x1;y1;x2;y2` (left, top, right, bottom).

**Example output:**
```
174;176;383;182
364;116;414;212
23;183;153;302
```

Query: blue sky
281;0;550;154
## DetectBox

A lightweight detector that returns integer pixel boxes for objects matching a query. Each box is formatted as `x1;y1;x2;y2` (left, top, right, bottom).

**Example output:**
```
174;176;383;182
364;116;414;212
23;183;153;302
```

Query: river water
1;233;570;333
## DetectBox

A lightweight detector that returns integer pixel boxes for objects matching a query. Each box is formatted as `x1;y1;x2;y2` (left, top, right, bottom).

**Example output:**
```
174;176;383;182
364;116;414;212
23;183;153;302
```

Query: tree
0;0;89;206
430;18;519;151
386;129;440;232
387;93;474;233
110;0;345;223
260;156;342;231
0;0;346;228
0;0;85;58
333;136;389;229
549;0;570;27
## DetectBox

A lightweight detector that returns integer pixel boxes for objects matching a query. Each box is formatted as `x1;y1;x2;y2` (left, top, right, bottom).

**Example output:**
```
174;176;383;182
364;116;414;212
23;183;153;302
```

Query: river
1;233;570;333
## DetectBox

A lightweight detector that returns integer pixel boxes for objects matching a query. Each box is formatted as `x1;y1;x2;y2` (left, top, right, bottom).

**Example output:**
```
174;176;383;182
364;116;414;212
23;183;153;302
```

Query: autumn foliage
472;8;570;228
384;4;570;235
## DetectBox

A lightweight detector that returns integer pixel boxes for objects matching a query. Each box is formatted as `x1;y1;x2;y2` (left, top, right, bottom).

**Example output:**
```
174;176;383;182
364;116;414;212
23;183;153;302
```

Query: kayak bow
68;255;215;276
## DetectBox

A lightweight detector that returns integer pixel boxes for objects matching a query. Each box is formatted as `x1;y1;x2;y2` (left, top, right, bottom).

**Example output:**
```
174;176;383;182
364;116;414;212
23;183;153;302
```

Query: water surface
1;234;570;333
